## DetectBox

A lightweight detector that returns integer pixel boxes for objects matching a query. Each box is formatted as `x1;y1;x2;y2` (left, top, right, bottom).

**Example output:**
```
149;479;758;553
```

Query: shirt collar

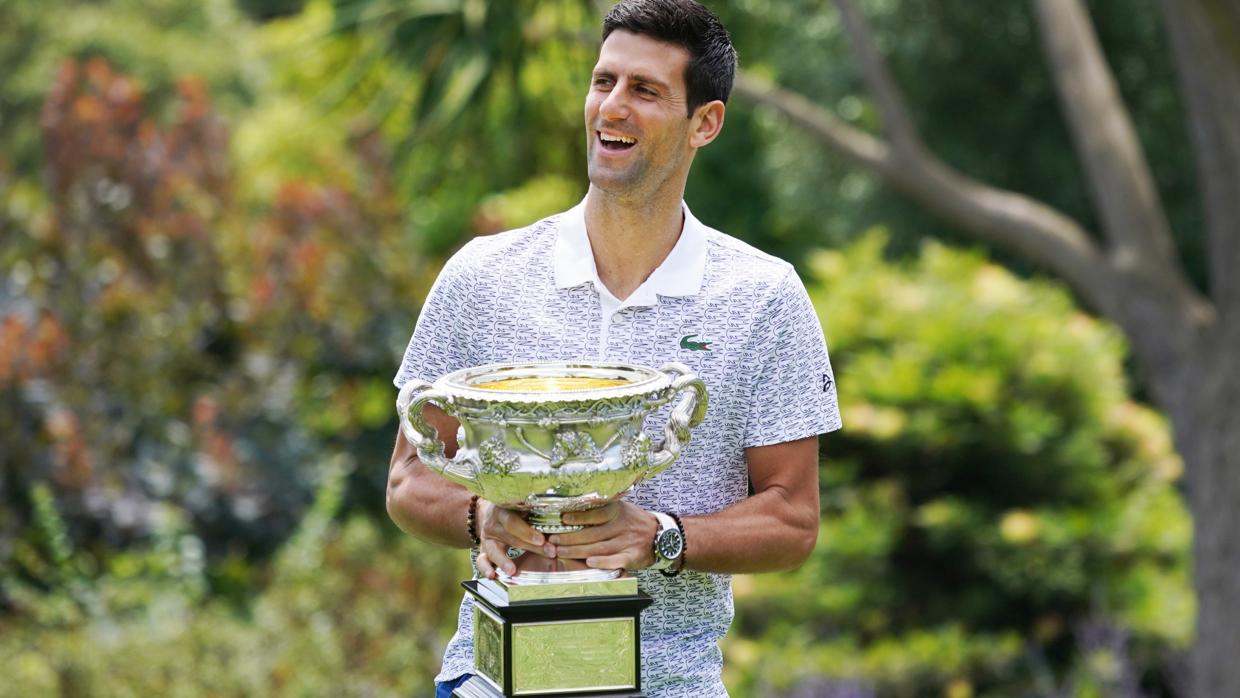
553;198;708;307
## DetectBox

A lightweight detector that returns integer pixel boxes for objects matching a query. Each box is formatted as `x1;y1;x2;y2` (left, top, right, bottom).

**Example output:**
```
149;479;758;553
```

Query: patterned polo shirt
394;199;842;697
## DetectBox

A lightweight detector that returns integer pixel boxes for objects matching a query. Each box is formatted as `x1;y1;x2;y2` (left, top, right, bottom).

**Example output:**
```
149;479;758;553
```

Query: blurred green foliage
0;462;468;697
311;0;600;254
724;234;1191;697
0;0;1198;696
1;0;429;591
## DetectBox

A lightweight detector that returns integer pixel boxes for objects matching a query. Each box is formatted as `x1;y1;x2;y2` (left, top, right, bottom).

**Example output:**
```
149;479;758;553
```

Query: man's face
585;30;695;196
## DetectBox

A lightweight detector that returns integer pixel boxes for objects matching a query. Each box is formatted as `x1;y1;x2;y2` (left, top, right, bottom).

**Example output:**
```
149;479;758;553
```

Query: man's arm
387;404;552;557
386;405;472;547
547;436;821;574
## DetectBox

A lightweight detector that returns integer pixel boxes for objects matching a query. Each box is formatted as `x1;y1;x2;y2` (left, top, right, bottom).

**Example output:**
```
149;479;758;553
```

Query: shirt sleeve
743;268;842;448
392;247;475;389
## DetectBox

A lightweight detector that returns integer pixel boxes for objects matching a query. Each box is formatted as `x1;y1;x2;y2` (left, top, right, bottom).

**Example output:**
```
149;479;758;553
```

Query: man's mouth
597;131;637;152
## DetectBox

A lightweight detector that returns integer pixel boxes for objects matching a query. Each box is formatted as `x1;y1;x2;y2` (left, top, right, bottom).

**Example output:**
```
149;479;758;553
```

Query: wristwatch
650;511;684;572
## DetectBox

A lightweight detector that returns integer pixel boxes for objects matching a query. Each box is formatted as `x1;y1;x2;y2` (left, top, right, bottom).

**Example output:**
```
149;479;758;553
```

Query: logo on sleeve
821;373;834;393
679;334;712;351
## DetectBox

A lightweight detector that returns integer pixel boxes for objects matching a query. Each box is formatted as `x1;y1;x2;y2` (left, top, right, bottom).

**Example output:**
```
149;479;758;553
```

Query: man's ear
688;100;726;149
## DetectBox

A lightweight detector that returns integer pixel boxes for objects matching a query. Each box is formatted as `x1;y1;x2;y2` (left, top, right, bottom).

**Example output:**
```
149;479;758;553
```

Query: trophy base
498;567;621;585
499;550;622;585
462;579;653;697
452;675;646;698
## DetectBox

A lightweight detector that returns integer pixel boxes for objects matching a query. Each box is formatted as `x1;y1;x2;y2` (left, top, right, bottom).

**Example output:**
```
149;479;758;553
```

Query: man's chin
587;164;642;194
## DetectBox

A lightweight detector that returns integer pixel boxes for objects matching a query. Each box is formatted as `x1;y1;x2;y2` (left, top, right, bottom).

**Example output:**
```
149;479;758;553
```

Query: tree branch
831;0;923;152
735;71;1117;314
1031;0;1182;274
1159;0;1240;327
732;72;892;175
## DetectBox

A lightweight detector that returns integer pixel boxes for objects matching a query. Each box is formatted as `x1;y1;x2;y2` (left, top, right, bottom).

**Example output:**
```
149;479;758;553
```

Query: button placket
608;304;648;360
601;307;620;360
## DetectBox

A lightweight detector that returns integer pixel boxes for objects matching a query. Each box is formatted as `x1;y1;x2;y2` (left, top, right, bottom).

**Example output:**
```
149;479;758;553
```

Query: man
387;1;841;695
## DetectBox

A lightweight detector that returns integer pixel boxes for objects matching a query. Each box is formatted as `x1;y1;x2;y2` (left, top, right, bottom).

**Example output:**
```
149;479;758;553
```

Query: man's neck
583;185;685;301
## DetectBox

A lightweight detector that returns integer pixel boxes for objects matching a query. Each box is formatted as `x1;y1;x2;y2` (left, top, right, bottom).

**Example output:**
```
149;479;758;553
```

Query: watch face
657;529;684;560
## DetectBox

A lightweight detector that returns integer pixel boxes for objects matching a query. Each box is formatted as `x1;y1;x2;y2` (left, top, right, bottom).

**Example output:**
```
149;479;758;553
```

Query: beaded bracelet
660;511;686;577
466;494;481;547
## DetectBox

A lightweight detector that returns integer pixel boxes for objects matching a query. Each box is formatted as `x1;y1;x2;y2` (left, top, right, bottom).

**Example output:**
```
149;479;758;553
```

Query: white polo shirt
395;199;841;697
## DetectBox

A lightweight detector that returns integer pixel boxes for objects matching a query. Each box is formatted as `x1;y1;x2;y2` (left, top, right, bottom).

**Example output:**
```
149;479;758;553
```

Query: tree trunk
1100;272;1238;698
1158;0;1240;326
1157;1;1240;693
1158;336;1240;698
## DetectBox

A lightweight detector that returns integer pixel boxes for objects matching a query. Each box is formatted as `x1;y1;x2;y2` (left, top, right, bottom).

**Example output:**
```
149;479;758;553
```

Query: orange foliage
5;55;418;554
0;311;68;384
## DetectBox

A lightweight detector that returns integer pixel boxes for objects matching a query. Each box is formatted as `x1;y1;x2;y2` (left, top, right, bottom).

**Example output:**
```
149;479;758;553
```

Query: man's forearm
386;456;475;548
387;416;477;548
677;484;818;574
674;436;822;574
548;437;823;574
387;403;481;548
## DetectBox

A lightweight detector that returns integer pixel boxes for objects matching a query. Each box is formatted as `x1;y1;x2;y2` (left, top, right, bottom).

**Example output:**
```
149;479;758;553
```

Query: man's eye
593;77;613;88
636;86;656;97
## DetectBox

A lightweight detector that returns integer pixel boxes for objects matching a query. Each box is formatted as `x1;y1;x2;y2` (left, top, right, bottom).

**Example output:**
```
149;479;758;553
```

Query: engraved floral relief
622;432;652;471
548;430;602;468
478;434;519;476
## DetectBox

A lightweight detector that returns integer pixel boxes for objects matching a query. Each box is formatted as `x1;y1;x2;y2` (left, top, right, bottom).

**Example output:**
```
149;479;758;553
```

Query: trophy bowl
397;360;707;583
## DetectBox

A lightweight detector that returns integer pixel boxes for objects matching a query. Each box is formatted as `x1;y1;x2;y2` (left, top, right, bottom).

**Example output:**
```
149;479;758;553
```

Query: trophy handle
396;379;476;487
646;363;709;477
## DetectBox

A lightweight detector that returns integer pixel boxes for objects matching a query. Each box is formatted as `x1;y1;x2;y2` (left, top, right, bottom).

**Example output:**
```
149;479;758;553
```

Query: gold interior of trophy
471;376;632;391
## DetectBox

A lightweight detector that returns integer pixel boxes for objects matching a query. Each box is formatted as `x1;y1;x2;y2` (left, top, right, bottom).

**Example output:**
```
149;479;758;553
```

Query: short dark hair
602;0;738;117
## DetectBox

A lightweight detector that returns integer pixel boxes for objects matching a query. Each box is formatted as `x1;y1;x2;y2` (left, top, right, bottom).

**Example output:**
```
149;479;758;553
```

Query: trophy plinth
454;579;653;697
397;361;708;697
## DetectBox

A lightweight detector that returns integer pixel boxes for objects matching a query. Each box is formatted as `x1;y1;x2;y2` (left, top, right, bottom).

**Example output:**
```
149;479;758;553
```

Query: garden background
0;0;1221;696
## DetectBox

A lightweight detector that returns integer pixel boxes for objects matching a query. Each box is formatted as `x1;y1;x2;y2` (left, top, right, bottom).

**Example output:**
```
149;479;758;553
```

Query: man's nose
598;83;630;120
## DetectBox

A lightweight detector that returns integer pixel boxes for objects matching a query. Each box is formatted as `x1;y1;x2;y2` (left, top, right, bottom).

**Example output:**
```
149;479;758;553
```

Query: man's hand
474;499;557;579
546;501;660;571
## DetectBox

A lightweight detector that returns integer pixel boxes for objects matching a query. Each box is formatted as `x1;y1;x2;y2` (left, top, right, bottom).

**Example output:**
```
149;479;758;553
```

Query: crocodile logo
679;334;712;351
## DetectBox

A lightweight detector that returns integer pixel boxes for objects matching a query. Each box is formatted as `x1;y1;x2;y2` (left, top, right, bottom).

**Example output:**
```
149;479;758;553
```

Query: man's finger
548;521;617;547
480;539;518;577
479;501;546;550
496;508;546;548
585;553;631;571
553;540;616;560
475;551;499;580
562;503;620;527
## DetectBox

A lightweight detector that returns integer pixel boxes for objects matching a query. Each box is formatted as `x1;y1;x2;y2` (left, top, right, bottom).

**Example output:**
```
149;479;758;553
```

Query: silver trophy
397;360;707;697
396;360;707;583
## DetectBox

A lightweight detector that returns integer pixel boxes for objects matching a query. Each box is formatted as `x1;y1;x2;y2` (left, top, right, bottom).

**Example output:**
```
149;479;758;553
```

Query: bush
0;464;468;697
726;233;1191;698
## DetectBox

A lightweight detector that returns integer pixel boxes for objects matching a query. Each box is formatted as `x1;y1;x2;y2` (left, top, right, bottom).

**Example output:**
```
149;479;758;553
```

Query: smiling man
387;1;841;696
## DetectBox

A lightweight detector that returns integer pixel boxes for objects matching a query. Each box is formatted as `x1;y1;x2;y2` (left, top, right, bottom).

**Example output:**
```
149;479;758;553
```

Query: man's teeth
600;133;636;144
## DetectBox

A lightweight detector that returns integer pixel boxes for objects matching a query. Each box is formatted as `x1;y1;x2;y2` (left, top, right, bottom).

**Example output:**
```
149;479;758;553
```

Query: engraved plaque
510;617;636;695
473;607;504;687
